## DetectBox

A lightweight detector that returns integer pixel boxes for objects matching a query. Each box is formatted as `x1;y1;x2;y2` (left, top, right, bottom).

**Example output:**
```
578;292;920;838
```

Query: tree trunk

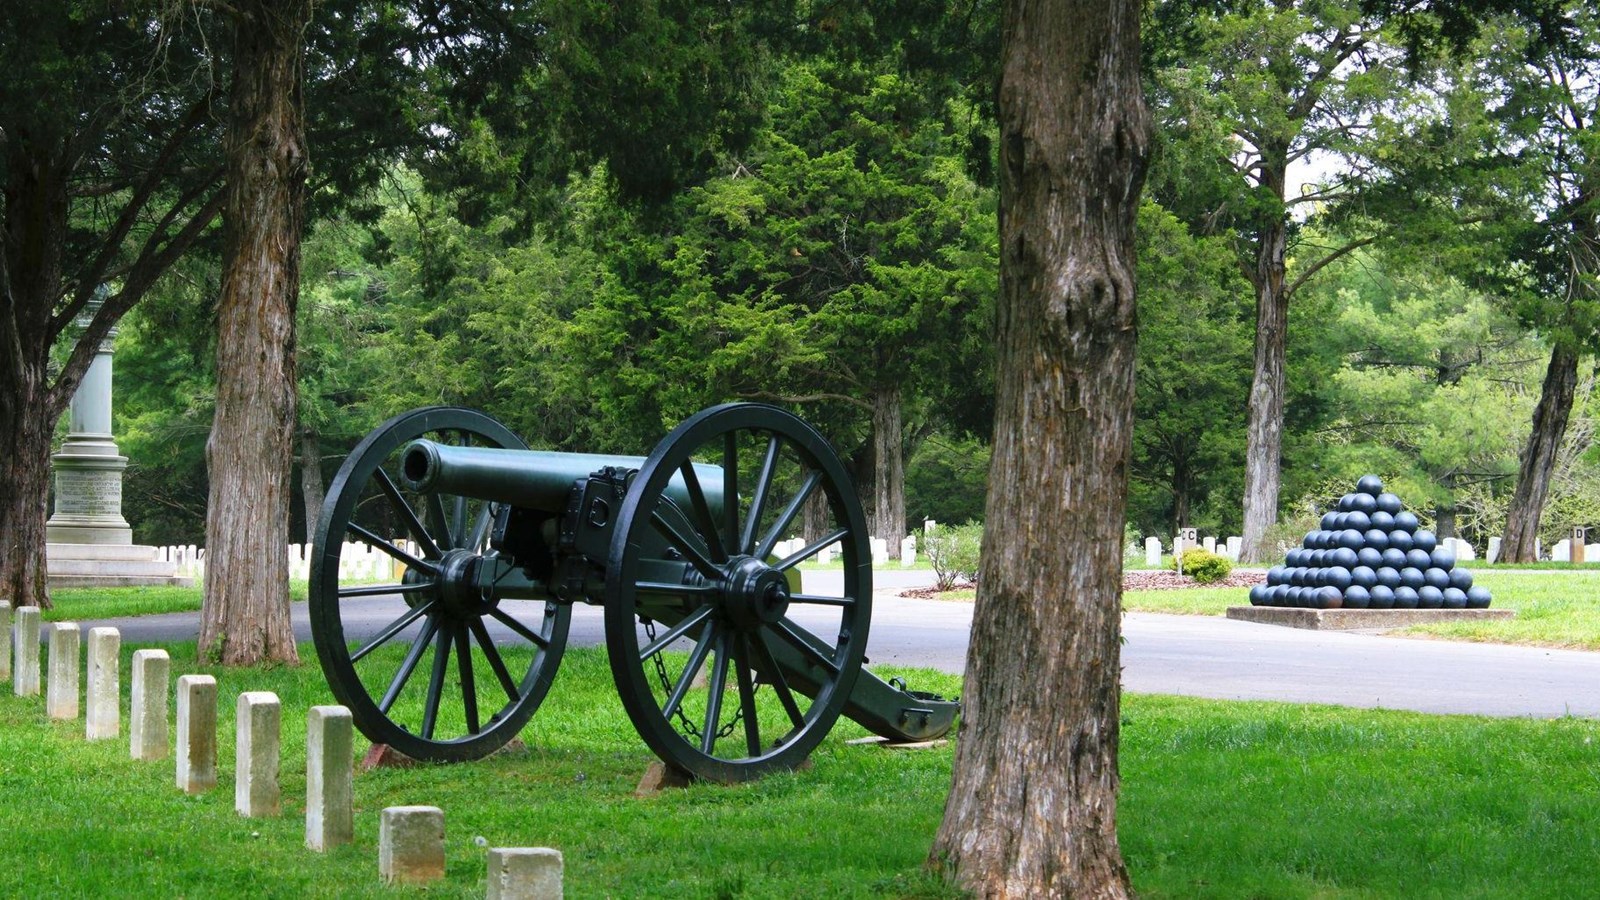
199;0;310;665
1239;159;1290;564
872;384;905;560
0;397;57;609
1501;343;1580;563
299;426;324;546
802;489;827;546
929;0;1149;895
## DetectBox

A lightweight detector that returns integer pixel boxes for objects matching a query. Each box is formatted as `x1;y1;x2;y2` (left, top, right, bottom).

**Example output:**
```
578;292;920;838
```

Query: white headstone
1487;536;1502;565
380;806;446;884
85;627;120;740
924;519;937;533
1202;536;1217;554
1144;537;1161;567
1554;539;1571;562
130;649;170;761
306;705;354;851
487;847;564;900
1457;540;1476;561
14;606;41;697
869;537;889;566
899;535;917;566
236;691;281;817
0;605;10;682
1227;536;1242;559
47;622;80;721
177;674;218;794
816;545;832;566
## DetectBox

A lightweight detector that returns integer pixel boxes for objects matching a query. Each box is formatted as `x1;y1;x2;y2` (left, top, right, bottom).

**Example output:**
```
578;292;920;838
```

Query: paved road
81;567;1600;719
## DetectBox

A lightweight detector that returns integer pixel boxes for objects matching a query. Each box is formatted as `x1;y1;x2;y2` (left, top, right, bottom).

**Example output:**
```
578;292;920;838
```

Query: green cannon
309;403;957;782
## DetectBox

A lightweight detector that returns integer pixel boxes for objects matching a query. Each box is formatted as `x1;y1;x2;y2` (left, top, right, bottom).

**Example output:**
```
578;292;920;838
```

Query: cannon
309;403;957;782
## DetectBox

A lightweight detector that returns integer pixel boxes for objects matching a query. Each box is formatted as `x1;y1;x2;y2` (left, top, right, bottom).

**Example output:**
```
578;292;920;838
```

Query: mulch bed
899;569;1263;598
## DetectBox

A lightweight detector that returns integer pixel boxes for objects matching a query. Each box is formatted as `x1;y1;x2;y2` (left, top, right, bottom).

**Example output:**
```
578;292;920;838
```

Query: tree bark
299;426;325;546
1239;157;1290;564
929;0;1149;895
199;0;310;665
871;384;906;560
1501;343;1580;563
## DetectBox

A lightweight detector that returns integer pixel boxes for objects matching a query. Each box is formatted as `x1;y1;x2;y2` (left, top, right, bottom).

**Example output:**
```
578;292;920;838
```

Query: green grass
5;643;1600;897
1122;586;1245;616
43;581;311;622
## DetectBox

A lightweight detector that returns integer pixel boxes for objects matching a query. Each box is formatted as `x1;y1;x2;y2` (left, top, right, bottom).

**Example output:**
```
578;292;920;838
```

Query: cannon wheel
310;407;570;762
605;403;871;782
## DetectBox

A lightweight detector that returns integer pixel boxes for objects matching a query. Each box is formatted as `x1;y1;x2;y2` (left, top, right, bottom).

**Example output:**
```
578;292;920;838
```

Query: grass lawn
44;580;309;622
3;642;1599;897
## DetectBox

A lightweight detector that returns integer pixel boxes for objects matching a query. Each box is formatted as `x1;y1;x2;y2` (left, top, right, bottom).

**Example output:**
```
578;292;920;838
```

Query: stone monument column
47;293;133;545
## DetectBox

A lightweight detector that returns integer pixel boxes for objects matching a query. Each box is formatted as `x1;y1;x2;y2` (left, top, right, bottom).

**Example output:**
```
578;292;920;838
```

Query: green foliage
920;522;983;591
905;435;990;529
1173;548;1233;584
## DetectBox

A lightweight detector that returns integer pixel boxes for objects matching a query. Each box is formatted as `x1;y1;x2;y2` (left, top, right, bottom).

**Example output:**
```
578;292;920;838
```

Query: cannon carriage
309;403;957;783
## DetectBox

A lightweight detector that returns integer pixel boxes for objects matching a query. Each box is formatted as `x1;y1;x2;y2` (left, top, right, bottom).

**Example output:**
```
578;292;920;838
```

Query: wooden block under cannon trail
177;675;218;794
14;607;41;696
845;735;951;751
85;627;120;740
235;691;281;817
487;847;564;900
130;650;171;761
306;705;353;851
379;806;445;884
46;623;80;720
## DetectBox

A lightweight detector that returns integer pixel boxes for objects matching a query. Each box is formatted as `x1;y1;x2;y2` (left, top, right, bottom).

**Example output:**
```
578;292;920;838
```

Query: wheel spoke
733;634;762;757
740;436;782;555
339;581;436;599
773;618;841;674
378;615;439;714
351;599;437;663
650;512;724;581
420;624;451;739
722;432;740;559
468;618;521;704
347;522;439;575
662;622;718;722
640;606;715;661
701;629;731;755
788;593;854;607
455;621;480;735
486;606;551;649
374;469;444;559
677;461;728;562
751;629;805;729
775;529;848;572
425;492;452;551
755;471;821;560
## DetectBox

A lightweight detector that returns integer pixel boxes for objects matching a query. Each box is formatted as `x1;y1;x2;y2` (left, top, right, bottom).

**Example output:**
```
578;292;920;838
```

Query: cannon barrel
400;439;726;515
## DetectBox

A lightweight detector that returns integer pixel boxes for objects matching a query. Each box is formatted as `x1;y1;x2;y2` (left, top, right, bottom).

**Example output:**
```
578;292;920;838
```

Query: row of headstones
1143;536;1244;566
3;605;562;897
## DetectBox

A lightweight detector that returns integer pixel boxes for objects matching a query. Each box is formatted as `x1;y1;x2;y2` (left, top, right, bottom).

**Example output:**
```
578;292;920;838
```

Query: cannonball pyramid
1249;474;1492;611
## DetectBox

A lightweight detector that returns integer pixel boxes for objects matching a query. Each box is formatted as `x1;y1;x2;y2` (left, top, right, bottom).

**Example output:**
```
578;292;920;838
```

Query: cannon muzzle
399;439;726;514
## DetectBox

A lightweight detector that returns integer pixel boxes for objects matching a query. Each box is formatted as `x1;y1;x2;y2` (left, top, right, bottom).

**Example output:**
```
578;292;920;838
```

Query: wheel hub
435;549;490;616
722;555;791;629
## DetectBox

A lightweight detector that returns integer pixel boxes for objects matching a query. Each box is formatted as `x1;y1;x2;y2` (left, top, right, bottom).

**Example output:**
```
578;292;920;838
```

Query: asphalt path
79;567;1600;719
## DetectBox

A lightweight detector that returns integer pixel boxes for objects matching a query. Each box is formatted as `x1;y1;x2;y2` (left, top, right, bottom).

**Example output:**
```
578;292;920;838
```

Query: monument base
1226;606;1514;631
46;543;193;589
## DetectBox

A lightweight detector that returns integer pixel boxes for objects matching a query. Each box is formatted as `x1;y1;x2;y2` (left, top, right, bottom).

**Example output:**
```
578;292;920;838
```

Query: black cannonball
1344;584;1372;609
1466;586;1492;608
1351;565;1378;589
1303;531;1320;550
1377;492;1402;515
1423;567;1451;590
1393;585;1420;609
1369;510;1396;532
1412;529;1438;553
1338;493;1359;512
1352;493;1378;515
1449;568;1473;591
1289;567;1305;587
1376;566;1402;589
1442;587;1468;609
1267;565;1287;585
1331;547;1359;570
1400;566;1426;590
1292;586;1312;607
1346;510;1372;532
1431;545;1457;570
1316;586;1344;609
1321;511;1339;531
1358;547;1384;569
1417;585;1444;609
1340;529;1367;550
1363;529;1390;551
1381;548;1408;569
1357;474;1384;495
1249;585;1266;606
1369;584;1396;609
1310;550;1328;567
1284;550;1303;568
1278;586;1296;606
1325;567;1353;591
1315;530;1336;550
1332;512;1351;530
1405;548;1433;570
1388;530;1414;552
1395;511;1420;532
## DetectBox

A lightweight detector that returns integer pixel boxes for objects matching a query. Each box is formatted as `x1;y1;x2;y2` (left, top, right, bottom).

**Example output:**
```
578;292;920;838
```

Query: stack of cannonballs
1249;475;1492;610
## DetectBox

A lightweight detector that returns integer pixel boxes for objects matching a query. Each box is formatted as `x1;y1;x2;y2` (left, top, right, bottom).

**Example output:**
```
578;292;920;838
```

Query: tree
928;0;1150;894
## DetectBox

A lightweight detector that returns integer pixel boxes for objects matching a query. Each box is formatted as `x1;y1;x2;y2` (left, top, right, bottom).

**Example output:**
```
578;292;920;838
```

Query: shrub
920;521;983;590
1173;547;1232;584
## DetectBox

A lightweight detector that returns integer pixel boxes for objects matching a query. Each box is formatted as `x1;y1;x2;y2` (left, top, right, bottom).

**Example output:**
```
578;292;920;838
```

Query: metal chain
642;617;749;741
